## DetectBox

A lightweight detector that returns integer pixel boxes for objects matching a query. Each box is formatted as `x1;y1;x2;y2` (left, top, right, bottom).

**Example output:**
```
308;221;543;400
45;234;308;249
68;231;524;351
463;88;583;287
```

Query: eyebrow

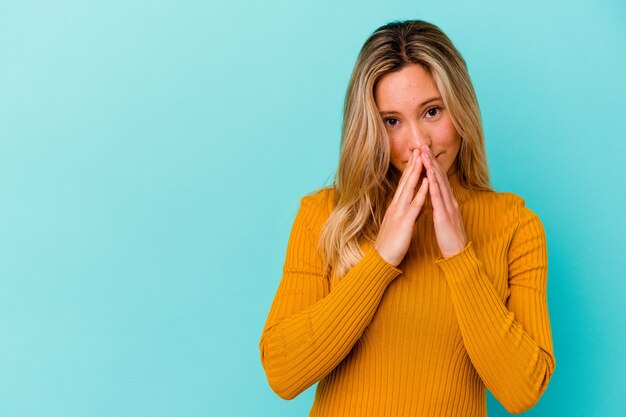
378;96;442;116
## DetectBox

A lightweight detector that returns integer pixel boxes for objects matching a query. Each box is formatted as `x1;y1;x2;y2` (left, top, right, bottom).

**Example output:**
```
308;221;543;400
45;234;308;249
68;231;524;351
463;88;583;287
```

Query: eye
425;106;442;118
383;117;400;128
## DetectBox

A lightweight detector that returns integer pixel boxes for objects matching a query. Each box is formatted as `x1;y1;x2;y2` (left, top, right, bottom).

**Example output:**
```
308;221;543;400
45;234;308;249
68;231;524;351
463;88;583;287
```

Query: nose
407;124;431;153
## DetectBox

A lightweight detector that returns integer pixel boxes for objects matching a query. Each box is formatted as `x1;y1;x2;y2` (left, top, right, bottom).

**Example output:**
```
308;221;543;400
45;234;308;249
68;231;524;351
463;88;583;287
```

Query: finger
410;177;429;214
429;150;456;204
391;151;413;205
400;151;425;206
423;152;447;214
424;148;455;210
393;149;420;205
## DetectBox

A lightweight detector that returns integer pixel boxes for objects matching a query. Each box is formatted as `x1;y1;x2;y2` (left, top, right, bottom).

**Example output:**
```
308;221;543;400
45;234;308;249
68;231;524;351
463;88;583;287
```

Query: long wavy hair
311;19;493;283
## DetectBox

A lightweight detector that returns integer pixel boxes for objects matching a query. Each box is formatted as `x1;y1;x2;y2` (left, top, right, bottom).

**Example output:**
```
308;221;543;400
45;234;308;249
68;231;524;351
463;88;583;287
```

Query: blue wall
0;1;624;416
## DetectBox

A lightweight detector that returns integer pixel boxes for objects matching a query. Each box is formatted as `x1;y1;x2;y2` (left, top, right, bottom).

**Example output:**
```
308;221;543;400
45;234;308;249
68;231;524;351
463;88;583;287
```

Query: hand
374;149;429;267
420;144;468;258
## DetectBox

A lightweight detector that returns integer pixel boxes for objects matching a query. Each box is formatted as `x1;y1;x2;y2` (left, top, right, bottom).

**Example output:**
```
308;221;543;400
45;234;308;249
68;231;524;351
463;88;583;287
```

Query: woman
259;19;556;416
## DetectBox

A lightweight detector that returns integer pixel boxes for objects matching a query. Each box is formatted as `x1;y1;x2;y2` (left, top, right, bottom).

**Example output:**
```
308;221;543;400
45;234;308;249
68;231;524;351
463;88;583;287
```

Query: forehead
374;64;440;107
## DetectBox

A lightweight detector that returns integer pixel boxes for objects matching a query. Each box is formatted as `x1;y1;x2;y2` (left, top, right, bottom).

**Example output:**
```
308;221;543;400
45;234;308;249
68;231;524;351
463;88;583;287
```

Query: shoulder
483;190;545;237
496;191;543;225
469;188;523;208
290;186;335;237
299;186;336;216
471;188;534;211
467;188;544;231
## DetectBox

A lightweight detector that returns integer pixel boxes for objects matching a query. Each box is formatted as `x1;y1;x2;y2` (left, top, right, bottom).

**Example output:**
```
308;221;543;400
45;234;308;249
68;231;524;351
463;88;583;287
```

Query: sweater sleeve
434;200;556;414
259;195;403;400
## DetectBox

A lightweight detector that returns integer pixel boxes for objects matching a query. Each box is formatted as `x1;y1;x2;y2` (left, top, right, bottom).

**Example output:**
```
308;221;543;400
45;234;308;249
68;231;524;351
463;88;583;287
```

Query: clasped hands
374;144;468;267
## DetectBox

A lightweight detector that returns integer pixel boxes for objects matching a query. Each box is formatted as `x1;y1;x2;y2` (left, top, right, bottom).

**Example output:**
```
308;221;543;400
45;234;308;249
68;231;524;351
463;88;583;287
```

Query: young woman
259;19;556;416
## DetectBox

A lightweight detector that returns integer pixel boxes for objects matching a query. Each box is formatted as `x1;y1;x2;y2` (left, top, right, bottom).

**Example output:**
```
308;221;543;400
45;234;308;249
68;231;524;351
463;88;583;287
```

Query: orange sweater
259;170;556;416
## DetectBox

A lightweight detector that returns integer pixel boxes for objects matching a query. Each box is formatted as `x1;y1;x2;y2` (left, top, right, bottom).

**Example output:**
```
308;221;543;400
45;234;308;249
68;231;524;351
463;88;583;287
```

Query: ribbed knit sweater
259;170;556;416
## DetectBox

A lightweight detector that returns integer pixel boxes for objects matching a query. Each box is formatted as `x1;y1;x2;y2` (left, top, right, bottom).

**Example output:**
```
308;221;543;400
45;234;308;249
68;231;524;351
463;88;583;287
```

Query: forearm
260;245;402;400
436;241;555;414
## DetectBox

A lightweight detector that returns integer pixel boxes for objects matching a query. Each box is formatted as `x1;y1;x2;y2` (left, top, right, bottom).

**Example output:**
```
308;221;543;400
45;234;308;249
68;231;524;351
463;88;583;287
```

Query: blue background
1;1;624;416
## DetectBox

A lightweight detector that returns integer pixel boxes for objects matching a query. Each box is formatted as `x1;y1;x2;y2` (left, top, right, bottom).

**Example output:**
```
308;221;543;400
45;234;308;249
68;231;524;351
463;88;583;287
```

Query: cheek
387;139;406;171
435;122;461;147
389;139;404;160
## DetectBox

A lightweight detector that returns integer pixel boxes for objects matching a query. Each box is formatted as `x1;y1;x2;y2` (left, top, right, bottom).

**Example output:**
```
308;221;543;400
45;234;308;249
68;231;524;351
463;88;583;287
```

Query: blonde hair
311;19;493;282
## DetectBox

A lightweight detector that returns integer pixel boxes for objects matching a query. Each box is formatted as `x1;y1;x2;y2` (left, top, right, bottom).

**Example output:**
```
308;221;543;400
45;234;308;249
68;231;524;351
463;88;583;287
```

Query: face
374;64;461;180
